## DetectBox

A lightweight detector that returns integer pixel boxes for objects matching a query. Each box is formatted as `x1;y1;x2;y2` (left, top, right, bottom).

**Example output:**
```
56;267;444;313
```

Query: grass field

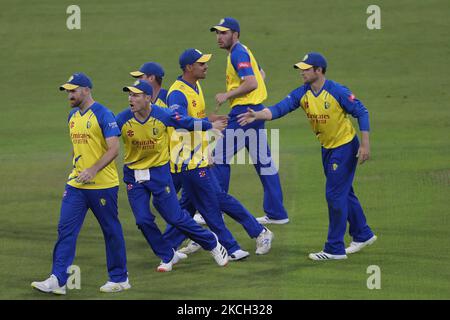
0;0;449;300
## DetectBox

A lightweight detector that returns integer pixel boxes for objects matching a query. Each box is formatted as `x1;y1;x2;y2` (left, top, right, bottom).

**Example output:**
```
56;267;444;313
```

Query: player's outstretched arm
237;107;273;126
156;105;228;132
211;118;227;132
207;113;228;122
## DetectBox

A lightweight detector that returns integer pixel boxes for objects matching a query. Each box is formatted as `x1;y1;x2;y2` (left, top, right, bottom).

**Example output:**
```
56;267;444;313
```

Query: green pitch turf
0;0;449;299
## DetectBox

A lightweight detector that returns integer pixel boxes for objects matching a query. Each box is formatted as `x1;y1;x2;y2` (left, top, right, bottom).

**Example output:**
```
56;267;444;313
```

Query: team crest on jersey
100;198;107;206
324;101;331;109
127;130;134;137
86;121;92;129
153;128;159;135
127;184;133;191
70;121;75;128
304;100;309;109
199;170;206;178
332;163;338;171
165;186;171;194
192;100;197;107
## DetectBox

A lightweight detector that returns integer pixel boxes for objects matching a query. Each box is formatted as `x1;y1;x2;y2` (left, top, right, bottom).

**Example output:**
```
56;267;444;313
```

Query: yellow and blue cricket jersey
116;104;213;170
226;43;267;107
67;102;120;189
268;80;370;149
167;77;210;173
153;88;168;107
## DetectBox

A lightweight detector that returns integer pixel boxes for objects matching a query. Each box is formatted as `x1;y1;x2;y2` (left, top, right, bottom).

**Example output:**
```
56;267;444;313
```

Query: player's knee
326;192;345;209
57;221;78;235
163;212;186;226
135;216;155;229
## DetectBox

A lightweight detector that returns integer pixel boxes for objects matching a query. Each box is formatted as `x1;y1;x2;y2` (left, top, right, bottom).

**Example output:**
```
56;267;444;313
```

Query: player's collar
178;76;199;94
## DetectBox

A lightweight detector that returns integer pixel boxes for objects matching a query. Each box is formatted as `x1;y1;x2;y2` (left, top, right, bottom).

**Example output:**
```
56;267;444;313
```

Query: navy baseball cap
123;80;153;96
130;62;165;78
294;52;327;70
179;48;212;70
210;17;240;33
59;73;93;90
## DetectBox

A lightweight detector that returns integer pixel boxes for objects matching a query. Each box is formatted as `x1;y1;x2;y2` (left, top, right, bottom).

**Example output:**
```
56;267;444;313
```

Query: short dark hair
154;76;163;86
313;66;326;74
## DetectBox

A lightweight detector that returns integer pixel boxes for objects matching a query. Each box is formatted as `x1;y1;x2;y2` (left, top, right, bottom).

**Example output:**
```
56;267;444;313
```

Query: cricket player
116;80;229;271
130;62;198;220
31;73;130;294
238;53;377;260
210;17;289;225
163;49;273;261
130;62;168;106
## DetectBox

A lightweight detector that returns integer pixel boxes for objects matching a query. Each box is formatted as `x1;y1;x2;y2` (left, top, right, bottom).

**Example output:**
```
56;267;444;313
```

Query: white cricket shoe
193;213;224;225
256;215;289;225
308;251;348;261
31;274;66;295
99;278;131;293
178;240;201;255
229;249;250;261
157;251;187;272
193;213;207;225
210;239;229;267
255;227;274;255
346;235;378;254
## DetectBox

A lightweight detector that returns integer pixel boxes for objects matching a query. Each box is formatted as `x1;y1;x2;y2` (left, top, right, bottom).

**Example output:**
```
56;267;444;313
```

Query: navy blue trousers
124;163;216;263
322;136;374;254
164;167;264;254
52;185;127;286
164;168;264;254
213;104;288;220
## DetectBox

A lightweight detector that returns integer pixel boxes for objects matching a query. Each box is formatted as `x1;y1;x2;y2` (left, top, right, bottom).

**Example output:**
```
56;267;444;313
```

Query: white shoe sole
346;235;378;254
229;251;250;261
100;283;131;293
256;217;289;225
193;213;207;225
308;252;348;261
178;242;201;255
157;251;187;272
31;283;66;295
